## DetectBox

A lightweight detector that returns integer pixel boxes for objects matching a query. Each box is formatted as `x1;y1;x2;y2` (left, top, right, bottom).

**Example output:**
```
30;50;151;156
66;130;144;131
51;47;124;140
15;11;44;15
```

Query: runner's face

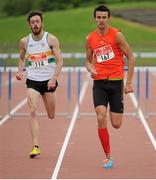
29;15;43;35
94;11;109;30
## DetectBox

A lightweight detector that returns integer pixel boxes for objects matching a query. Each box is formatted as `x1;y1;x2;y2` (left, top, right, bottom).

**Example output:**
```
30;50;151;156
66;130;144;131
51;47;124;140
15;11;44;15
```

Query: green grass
135;58;156;66
1;12;156;52
0;2;156;53
110;17;156;52
3;57;156;67
0;1;156;66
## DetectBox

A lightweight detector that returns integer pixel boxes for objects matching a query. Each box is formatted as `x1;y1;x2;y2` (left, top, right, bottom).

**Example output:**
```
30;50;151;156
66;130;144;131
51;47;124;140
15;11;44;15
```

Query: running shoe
103;158;113;169
29;146;41;159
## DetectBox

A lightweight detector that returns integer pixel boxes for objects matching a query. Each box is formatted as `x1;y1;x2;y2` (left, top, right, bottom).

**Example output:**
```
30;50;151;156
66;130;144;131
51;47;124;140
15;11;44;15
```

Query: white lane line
0;98;27;126
51;74;89;180
129;93;156;150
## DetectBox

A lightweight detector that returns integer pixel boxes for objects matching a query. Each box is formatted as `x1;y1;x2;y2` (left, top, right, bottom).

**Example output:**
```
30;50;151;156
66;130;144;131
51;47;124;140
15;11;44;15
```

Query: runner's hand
124;83;133;94
89;66;98;78
48;78;56;90
16;72;24;80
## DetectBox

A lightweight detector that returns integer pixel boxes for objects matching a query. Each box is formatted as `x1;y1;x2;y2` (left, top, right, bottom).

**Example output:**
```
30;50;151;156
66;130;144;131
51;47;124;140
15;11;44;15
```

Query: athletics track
0;67;156;179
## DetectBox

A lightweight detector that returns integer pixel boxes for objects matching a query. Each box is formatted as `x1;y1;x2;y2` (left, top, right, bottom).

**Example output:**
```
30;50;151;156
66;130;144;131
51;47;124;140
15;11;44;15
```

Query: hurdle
0;69;1;98
80;67;156;118
8;69;12;117
145;68;149;117
136;68;140;117
76;67;142;117
128;67;156;118
1;51;156;119
5;66;156;119
7;67;74;119
144;67;156;117
0;69;2;120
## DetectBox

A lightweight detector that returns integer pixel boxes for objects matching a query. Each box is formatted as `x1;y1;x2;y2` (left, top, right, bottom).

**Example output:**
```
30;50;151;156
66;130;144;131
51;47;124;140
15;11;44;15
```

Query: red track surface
0;70;156;179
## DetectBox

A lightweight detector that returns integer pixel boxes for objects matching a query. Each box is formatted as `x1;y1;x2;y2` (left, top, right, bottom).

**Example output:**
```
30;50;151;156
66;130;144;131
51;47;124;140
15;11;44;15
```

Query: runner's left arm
48;34;63;88
116;32;135;94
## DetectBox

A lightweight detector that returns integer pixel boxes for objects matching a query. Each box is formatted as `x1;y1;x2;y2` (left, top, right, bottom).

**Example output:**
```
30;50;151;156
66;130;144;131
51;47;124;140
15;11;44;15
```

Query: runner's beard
32;27;42;35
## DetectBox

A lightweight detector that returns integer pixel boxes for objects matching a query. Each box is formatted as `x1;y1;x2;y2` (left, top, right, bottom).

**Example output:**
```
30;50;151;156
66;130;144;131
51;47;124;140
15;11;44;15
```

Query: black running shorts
26;79;58;95
93;79;124;113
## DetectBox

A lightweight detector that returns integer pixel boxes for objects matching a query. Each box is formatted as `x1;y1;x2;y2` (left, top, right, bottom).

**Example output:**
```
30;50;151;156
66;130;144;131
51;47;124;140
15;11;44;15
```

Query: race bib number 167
94;45;115;63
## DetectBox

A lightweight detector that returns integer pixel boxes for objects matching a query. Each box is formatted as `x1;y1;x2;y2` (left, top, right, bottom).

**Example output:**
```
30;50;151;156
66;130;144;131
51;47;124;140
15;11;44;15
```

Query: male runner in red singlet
86;5;135;168
16;11;63;158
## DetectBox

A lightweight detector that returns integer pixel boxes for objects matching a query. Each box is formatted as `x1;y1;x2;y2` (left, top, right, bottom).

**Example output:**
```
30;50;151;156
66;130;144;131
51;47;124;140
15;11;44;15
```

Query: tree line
0;0;155;17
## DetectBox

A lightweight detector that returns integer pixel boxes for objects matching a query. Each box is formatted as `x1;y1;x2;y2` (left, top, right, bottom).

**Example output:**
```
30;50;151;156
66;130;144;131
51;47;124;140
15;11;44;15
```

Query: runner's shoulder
20;36;28;46
86;31;96;39
47;33;58;41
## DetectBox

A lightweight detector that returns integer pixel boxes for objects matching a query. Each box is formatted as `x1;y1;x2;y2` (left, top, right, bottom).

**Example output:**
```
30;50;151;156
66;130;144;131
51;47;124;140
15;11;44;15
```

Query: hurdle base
146;112;156;117
77;112;138;118
9;112;69;118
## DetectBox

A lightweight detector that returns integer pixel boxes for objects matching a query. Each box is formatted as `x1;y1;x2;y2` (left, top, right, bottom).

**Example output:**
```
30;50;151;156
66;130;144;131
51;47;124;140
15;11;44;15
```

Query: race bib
94;45;115;63
29;53;49;68
31;60;49;68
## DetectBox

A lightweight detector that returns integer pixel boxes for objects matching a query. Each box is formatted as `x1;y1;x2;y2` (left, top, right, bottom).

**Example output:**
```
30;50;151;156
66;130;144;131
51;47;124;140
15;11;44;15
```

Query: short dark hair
27;10;43;22
94;5;110;18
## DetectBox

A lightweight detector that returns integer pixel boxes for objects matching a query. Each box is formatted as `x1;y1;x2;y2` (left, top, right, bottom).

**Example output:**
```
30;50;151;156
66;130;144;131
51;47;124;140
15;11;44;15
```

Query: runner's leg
27;88;41;146
109;112;123;129
96;105;111;159
42;92;55;119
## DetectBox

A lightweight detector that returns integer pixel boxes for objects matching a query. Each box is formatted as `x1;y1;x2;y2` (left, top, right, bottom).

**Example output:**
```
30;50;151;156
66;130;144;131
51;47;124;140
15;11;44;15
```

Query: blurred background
0;0;156;67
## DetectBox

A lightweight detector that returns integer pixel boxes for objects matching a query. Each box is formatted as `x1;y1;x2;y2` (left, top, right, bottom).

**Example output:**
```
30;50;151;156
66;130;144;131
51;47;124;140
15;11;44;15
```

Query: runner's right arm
16;37;27;80
85;37;97;78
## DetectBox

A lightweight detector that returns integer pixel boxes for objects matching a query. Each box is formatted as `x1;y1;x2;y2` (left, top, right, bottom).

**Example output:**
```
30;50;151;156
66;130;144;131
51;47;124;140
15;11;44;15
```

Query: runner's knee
112;120;122;129
110;112;122;129
112;124;121;129
97;112;107;128
30;106;37;117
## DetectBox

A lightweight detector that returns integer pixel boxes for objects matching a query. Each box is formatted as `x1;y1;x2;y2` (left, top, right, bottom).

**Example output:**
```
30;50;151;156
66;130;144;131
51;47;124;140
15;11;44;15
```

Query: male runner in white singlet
16;11;63;158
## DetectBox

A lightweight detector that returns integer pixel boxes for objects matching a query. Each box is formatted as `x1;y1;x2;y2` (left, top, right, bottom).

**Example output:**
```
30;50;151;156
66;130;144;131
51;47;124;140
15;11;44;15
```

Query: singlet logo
94;44;115;63
29;44;33;47
41;43;45;47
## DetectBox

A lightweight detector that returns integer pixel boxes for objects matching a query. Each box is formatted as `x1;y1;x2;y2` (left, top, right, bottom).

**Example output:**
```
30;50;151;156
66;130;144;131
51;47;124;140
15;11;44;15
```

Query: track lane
0;69;156;179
